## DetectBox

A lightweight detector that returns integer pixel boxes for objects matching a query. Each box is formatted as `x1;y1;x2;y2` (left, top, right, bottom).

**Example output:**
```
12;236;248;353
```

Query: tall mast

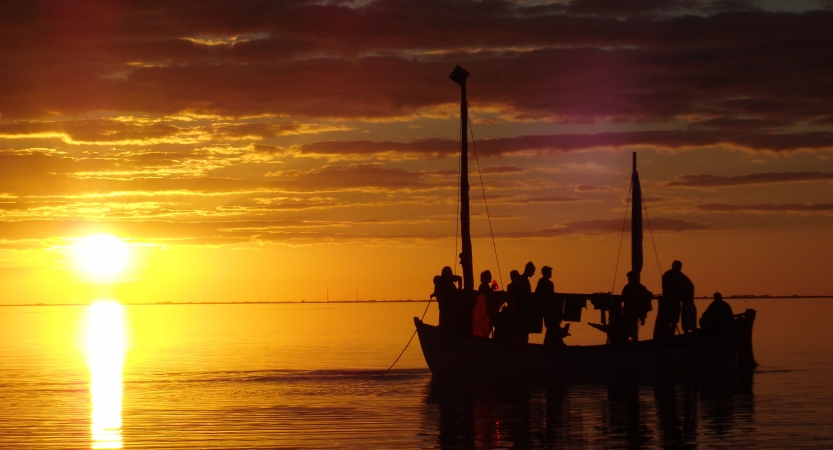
631;152;643;281
631;152;643;341
450;65;474;290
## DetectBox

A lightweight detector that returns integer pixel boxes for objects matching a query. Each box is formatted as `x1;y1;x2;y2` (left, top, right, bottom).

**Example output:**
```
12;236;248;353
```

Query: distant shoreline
2;295;833;307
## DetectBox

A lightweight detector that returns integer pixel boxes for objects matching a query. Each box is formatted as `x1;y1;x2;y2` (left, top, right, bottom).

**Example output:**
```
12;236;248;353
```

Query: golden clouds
2;0;833;301
0;117;353;146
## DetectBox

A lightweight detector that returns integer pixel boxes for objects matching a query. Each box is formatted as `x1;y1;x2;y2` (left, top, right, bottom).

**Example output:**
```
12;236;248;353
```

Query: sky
2;0;833;304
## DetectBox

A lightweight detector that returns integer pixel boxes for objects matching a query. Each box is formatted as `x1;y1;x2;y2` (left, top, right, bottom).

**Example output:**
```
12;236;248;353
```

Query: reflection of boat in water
415;66;757;382
423;371;755;448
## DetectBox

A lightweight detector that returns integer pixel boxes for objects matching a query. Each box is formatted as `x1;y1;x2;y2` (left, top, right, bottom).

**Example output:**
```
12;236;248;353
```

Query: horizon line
2;295;832;307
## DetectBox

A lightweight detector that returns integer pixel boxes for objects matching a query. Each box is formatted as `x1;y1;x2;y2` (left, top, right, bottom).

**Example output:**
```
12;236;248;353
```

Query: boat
414;65;758;382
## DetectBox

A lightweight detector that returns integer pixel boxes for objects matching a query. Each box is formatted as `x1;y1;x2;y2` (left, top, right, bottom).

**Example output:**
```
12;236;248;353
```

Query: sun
74;234;131;280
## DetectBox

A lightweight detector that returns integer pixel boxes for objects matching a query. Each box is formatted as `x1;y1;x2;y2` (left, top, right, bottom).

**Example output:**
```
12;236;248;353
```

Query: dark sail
449;65;474;290
631;152;643;282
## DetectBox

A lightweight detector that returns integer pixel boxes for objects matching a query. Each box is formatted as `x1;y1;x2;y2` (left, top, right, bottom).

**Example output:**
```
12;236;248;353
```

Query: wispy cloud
575;184;610;192
496;218;714;238
666;172;833;188
696;203;833;212
0;0;831;129
298;131;833;159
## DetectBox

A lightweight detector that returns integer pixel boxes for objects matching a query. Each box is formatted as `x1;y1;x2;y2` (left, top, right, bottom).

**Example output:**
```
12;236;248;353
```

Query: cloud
479;166;525;174
297;139;458;157
0;118;348;145
496;217;714;238
514;196;580;204
299;130;833;159
280;165;444;192
666;172;833;188
211;121;352;139
567;0;758;17
0;0;832;132
496;218;716;239
575;184;609;192
0;0;831;253
696;203;833;212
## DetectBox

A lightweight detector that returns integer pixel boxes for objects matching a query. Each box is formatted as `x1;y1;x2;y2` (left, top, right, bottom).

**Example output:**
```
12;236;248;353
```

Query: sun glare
85;300;126;449
74;235;131;280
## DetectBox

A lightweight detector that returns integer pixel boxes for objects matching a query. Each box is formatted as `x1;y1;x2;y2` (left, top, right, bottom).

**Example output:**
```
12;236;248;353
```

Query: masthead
449;65;469;87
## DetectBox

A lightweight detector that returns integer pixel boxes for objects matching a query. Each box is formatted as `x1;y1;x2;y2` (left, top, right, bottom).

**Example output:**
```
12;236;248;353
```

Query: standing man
654;260;694;340
514;262;536;342
619;271;653;343
518;261;535;293
537;266;566;346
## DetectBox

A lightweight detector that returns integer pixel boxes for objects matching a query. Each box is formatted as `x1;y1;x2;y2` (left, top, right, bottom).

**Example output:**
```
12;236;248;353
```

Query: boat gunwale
414;317;743;353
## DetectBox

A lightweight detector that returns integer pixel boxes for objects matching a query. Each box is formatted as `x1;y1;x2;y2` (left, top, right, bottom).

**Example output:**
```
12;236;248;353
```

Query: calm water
0;299;832;449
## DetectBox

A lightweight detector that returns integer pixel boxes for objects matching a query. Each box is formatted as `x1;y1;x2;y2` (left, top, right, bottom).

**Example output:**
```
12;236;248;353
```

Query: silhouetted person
655;260;693;340
432;266;463;332
699;292;734;336
535;266;554;294
477;269;503;332
619;271;653;342
506;270;521;294
478;270;496;293
518;261;535;293
515;262;539;342
432;266;461;299
537;266;567;346
502;270;526;343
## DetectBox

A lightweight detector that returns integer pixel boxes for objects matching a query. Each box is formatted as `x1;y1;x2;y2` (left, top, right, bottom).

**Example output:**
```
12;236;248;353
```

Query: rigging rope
378;299;432;378
468;112;505;289
643;198;664;282
611;180;633;293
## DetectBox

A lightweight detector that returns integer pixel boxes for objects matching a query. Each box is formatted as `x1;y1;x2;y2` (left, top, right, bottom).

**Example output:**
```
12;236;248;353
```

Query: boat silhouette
414;66;757;381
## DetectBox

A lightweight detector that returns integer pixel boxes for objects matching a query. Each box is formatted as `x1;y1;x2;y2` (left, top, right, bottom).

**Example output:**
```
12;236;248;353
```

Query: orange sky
2;0;833;304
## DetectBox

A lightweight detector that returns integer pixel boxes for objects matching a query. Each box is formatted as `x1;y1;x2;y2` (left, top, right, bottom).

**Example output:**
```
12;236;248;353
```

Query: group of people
431;261;571;346
607;260;736;343
431;259;737;345
654;260;735;339
505;262;571;346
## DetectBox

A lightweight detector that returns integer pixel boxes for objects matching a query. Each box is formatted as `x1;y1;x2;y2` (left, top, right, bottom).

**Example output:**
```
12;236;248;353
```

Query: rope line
378;300;432;377
468;112;504;289
611;180;633;293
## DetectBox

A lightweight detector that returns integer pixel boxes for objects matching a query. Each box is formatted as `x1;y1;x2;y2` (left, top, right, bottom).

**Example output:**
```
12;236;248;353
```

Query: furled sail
631;152;643;282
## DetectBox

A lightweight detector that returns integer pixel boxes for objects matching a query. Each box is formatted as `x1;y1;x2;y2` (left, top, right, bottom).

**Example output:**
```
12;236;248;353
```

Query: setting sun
74;235;131;280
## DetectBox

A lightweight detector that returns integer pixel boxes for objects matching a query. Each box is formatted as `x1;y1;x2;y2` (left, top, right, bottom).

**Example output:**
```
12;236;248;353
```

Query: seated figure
699;292;735;336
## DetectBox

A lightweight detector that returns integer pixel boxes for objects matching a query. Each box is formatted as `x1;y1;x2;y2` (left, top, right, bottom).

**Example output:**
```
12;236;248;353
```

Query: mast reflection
85;301;126;449
424;371;755;448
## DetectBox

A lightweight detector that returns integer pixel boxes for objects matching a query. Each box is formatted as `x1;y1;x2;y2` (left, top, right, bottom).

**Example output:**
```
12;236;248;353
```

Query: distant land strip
2;296;833;307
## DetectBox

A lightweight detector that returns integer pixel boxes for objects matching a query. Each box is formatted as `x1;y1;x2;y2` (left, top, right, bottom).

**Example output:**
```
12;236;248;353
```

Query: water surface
0;299;831;448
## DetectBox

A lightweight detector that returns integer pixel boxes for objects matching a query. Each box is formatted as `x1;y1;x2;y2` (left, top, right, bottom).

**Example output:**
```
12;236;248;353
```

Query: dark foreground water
0;299;831;448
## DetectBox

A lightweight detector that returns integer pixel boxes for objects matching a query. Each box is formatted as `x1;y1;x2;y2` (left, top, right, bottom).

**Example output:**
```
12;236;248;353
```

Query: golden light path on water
85;301;126;449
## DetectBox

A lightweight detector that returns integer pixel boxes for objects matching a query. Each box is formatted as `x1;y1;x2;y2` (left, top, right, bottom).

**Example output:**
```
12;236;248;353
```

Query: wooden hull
415;310;757;382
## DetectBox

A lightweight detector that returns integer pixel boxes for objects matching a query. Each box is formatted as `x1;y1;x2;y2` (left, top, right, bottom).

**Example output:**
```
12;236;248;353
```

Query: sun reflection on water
85;301;126;449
